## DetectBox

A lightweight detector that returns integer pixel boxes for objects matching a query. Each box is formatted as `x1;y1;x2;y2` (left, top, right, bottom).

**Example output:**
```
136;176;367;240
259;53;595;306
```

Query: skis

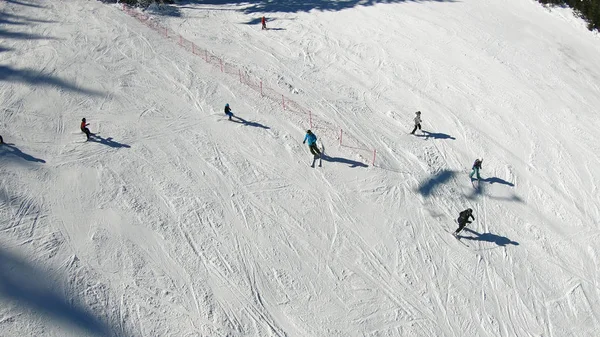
450;231;470;247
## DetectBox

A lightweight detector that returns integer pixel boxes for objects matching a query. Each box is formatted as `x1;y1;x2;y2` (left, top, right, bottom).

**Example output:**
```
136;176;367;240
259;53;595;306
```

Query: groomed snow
1;0;600;336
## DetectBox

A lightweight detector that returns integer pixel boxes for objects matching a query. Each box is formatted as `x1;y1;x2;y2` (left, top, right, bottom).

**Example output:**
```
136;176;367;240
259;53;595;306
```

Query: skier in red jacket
261;16;267;30
81;118;91;140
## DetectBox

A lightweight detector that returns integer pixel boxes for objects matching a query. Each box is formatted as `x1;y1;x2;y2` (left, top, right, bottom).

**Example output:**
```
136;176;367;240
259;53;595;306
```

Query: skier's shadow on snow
459;228;519;247
89;135;131;148
467;178;521;203
0;143;46;163
229;117;270;129
415;130;456;140
0;247;119;336
321;154;368;168
481;176;514;186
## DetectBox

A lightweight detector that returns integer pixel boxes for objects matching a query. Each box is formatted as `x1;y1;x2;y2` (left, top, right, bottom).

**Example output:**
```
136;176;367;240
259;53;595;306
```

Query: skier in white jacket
410;111;422;135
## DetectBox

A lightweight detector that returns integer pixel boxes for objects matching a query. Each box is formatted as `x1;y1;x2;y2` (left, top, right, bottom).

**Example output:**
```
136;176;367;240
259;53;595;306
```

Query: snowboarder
224;103;233;121
80;118;91;140
470;158;483;180
261;16;267;30
410;111;422;134
453;208;475;236
303;130;321;157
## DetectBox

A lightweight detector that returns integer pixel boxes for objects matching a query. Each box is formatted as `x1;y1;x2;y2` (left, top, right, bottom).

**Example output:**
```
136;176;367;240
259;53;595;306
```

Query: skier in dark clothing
410;111;422;134
81;118;91;140
470;159;483;180
224;103;233;120
453;208;475;236
303;130;321;157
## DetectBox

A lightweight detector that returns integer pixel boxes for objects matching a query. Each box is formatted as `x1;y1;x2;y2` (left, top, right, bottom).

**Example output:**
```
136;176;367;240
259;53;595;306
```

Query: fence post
179;35;183;46
372;149;376;166
260;81;263;96
340;129;343;146
239;69;242;83
282;95;285;110
309;110;312;129
192;43;195;54
220;59;223;72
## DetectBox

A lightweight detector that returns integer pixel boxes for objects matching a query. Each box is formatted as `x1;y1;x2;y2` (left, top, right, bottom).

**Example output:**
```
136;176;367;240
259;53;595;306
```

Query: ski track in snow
1;0;600;336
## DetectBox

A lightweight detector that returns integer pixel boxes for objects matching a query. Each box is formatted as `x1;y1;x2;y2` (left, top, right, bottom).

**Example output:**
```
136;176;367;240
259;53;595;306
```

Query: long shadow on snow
481;176;514;186
148;0;457;17
0;28;58;40
417;169;456;197
415;130;456;140
321;154;368;168
0;143;46;163
0;247;116;336
0;17;28;26
88;135;131;148
4;0;45;8
0;46;14;53
0;11;58;24
229;116;270;129
466;178;522;203
0;65;103;96
458;228;519;247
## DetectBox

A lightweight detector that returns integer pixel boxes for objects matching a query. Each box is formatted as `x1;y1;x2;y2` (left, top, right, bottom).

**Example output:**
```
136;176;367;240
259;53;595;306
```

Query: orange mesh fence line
121;4;377;166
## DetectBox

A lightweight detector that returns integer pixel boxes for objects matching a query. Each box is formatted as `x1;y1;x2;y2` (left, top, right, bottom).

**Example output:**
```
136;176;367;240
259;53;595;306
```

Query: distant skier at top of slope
261;16;267;30
410;111;422;135
470;158;483;181
303;130;321;157
453;208;475;237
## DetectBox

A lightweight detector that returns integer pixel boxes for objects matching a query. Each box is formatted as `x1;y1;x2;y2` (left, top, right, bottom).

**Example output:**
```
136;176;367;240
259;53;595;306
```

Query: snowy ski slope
1;0;600;336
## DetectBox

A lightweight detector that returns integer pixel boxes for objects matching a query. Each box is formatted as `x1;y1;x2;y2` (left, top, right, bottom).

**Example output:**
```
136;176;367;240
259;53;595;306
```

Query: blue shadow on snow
415;130;456;140
88;135;131;148
0;143;46;163
0;247;119;336
459;228;519;247
417;169;455;197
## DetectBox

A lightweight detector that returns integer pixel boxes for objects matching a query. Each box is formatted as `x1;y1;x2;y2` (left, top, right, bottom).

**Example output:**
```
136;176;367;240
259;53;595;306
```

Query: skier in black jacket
453;208;474;236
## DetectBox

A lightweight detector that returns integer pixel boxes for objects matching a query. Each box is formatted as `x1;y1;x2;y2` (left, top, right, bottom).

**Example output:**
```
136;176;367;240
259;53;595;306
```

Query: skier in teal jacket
303;130;321;156
470;159;483;180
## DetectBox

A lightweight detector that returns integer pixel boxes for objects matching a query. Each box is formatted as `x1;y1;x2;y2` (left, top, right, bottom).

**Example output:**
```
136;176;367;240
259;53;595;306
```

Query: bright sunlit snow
1;0;600;336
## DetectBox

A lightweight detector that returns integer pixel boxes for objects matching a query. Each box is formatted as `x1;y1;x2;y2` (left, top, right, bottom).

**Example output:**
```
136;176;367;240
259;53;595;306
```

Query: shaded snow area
1;0;600;336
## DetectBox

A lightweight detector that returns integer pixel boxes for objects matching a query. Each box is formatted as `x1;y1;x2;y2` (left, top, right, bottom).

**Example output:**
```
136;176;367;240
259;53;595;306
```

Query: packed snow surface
1;0;600;336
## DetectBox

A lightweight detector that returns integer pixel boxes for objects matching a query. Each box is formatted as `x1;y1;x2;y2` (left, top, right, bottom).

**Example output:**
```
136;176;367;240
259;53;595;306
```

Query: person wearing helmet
453;208;475;236
80;118;91;140
224;103;233;120
410;111;422;135
470;158;483;181
303;130;321;157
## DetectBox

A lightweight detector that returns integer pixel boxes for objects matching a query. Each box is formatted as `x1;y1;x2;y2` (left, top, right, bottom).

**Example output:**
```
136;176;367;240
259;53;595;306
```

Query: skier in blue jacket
303;130;321;157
